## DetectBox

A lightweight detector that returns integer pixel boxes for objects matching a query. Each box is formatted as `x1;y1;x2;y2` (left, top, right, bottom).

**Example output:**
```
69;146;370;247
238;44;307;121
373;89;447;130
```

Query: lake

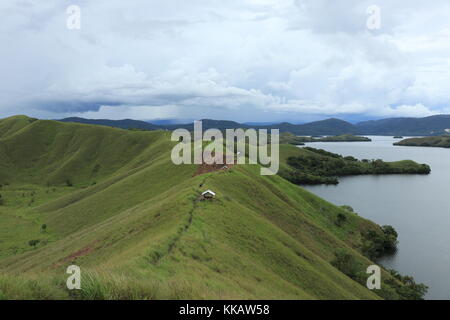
303;136;450;300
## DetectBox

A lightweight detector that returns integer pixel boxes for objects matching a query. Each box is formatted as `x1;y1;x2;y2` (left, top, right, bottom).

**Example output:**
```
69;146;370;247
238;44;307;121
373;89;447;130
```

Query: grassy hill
0;116;426;299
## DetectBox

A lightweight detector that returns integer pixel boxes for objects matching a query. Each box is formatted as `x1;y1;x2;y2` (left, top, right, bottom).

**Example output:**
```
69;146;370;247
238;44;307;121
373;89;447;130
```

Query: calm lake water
303;136;450;300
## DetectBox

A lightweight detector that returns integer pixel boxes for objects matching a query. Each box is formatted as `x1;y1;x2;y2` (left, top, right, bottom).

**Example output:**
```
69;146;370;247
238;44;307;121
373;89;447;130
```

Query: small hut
201;190;216;200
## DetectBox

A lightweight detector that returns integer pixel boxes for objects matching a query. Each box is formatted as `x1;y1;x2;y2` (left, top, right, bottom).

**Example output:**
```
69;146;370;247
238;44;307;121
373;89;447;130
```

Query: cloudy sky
2;0;450;123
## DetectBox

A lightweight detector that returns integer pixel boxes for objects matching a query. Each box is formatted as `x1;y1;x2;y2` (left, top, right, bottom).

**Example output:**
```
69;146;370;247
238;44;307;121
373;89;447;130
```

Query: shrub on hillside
386;270;428;300
332;250;428;300
331;251;360;279
340;205;354;212
278;168;338;185
336;213;347;226
28;240;40;249
362;225;398;260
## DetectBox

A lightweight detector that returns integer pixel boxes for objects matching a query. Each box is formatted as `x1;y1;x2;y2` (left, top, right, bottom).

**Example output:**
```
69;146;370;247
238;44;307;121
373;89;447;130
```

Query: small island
280;133;371;145
394;136;450;148
310;134;372;142
279;146;431;185
394;136;403;139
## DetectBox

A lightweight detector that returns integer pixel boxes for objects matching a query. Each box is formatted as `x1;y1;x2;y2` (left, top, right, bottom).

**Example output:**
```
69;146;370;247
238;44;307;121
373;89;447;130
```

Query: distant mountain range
355;115;450;136
59;114;450;136
59;117;162;130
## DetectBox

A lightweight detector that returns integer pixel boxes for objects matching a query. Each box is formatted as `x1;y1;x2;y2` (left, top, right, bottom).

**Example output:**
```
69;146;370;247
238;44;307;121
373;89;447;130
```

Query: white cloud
1;0;450;122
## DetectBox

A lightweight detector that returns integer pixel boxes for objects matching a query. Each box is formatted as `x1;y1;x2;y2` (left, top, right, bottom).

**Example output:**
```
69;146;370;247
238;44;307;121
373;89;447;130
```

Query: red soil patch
64;246;94;261
193;153;235;176
51;241;99;269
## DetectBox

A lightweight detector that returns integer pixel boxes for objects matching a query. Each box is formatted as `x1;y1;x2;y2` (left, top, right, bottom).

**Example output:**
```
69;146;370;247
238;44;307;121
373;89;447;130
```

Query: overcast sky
1;0;450;123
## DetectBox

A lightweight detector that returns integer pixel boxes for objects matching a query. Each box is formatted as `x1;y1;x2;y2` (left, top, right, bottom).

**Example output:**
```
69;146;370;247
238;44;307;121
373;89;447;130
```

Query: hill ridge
0;115;426;299
58;114;450;136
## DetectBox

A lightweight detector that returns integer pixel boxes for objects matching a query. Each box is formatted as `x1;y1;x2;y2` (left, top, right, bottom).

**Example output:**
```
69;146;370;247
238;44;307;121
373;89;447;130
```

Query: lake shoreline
303;136;450;300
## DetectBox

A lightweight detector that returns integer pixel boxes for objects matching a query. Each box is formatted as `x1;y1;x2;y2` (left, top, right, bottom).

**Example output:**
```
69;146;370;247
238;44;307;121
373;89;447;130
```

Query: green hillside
0;116;425;300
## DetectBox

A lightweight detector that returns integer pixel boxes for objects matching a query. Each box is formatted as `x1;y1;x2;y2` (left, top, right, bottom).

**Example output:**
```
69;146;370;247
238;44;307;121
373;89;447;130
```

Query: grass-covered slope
0;115;38;138
0;116;423;299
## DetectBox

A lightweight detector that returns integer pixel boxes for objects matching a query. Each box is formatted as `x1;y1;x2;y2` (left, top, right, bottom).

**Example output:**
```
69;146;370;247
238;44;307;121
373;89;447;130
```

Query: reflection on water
303;136;450;299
